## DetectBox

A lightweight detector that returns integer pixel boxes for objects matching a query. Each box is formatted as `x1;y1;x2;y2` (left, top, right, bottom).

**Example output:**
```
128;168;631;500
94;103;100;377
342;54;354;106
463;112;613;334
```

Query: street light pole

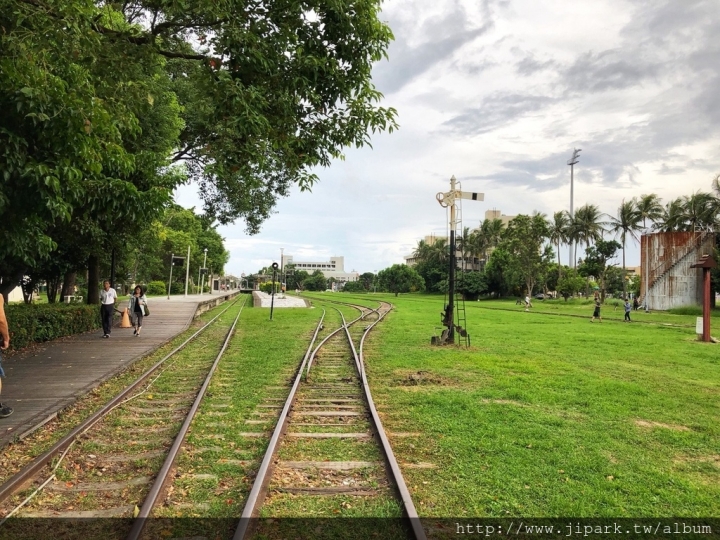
167;253;174;300
200;248;208;296
280;248;284;298
567;148;581;267
184;245;191;296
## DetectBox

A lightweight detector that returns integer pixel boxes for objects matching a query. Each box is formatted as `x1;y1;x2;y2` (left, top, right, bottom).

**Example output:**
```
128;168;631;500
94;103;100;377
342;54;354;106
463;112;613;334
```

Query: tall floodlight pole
436;176;483;345
567;148;581;267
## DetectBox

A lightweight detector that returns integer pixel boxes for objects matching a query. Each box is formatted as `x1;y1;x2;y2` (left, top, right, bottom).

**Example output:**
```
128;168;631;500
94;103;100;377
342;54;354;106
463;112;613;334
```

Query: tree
1;0;398;298
377;264;424;296
570;204;606;266
548;211;570;277
359;272;376;291
457;271;487;301
578;239;621;300
303;271;328;292
608;199;641;298
557;270;586;301
637;193;664;229
499;214;551;298
341;281;366;293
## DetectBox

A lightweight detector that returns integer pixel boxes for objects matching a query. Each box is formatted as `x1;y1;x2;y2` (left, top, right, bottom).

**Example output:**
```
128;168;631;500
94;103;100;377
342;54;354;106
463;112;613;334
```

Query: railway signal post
434;176;483;345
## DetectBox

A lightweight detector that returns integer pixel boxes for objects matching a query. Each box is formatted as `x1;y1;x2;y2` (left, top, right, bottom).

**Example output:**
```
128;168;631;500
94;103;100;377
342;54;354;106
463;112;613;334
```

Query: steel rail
358;302;427;540
304;304;364;378
126;295;248;540
233;309;327;540
0;295;244;506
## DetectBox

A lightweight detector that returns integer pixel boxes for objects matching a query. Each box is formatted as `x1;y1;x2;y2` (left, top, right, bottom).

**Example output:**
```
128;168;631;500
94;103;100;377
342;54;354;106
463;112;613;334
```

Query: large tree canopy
0;0;396;298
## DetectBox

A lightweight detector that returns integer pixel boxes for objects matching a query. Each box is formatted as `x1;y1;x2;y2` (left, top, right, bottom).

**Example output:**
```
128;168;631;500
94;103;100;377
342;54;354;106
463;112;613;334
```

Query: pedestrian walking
100;280;117;338
633;297;639;311
591;298;602;323
624;299;632;322
0;295;13;417
128;286;148;336
524;295;532;311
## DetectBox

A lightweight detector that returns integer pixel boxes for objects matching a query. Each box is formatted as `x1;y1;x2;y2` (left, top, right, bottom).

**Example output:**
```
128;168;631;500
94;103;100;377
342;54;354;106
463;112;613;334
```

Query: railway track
235;299;426;540
0;296;246;539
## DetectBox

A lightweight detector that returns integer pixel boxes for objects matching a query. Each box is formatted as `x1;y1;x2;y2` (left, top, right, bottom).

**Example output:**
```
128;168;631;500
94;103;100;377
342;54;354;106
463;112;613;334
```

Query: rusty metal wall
640;232;715;310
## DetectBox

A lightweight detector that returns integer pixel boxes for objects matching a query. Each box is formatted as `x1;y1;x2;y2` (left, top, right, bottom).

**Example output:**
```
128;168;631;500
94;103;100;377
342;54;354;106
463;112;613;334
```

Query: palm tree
654;198;685;232
547;211;570;279
608;199;641;298
573;204;606;261
680;191;715;231
457;226;472;272
636;193;663;229
468;228;488;268
412;239;433;264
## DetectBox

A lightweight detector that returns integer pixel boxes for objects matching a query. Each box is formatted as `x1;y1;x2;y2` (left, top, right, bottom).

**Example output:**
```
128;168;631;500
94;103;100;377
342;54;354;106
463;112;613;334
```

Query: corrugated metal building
640;231;715;310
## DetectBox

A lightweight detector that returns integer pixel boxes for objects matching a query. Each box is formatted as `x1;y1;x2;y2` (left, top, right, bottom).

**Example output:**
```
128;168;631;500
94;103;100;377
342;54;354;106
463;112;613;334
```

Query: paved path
252;291;309;308
0;292;239;448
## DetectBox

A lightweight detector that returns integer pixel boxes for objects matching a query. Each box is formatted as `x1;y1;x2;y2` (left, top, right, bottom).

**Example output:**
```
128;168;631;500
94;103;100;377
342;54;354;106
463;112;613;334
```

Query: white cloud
175;0;720;276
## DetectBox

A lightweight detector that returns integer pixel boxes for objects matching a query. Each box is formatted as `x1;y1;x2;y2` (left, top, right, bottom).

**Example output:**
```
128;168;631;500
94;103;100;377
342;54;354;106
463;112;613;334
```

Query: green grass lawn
306;292;720;518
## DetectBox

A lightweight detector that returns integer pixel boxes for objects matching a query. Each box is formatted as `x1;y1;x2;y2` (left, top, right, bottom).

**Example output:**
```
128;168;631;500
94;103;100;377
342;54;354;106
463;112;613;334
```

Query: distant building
282;255;359;283
640;231;715;310
485;209;516;226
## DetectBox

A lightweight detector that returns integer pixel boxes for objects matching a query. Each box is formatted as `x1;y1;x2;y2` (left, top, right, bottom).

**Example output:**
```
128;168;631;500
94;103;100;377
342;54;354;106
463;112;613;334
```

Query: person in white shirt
100;280;117;338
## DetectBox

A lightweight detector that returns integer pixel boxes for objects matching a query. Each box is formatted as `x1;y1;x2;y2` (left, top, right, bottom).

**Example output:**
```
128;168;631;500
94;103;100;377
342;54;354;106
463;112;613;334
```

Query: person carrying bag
128;286;149;336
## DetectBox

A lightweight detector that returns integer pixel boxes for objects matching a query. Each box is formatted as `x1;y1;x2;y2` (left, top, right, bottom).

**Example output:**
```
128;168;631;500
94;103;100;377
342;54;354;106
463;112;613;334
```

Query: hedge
4;303;102;352
147;281;166;296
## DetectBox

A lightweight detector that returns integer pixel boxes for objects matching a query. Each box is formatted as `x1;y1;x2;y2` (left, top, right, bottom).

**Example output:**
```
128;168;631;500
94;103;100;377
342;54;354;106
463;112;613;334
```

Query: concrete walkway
252;291;309;308
0;292;239;448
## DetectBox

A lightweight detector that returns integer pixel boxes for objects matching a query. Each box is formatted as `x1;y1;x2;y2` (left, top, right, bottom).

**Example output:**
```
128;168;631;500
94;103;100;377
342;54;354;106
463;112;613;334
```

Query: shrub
170;282;184;294
260;281;280;294
147;281;166;296
5;303;101;352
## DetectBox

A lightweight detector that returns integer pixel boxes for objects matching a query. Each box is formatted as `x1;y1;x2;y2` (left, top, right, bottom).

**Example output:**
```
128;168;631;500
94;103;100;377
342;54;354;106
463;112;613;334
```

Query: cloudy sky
175;0;720;277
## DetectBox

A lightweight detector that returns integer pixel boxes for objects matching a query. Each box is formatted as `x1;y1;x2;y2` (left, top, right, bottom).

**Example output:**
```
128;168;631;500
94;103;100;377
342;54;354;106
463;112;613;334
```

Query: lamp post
184;245;191;296
199;248;208;296
280;247;284;298
167;253;174;299
567;148;581;267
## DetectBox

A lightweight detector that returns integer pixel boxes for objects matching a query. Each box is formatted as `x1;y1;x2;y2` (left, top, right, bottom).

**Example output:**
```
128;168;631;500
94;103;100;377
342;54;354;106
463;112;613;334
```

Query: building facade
282;255;359;283
640;231;715;310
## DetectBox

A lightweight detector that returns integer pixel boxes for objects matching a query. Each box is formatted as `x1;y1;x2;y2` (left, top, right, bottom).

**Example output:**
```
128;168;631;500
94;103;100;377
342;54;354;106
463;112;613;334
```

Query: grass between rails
314;292;720;518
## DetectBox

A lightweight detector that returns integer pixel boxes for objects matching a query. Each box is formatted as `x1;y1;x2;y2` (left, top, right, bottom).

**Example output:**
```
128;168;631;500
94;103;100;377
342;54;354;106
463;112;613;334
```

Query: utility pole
567;148;581;267
167;253;174;299
200;248;208;296
184;245;191;296
435;176;483;345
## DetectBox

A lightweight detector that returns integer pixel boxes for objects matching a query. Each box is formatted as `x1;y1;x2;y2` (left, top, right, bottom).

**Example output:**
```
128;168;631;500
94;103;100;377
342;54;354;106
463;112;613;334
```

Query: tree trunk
61;271;77;300
621;241;627;299
87;255;100;305
0;271;24;304
46;275;61;303
557;240;562;281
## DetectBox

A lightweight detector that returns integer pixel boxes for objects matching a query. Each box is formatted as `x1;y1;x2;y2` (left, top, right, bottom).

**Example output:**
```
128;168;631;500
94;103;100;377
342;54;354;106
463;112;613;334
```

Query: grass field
305;292;720;518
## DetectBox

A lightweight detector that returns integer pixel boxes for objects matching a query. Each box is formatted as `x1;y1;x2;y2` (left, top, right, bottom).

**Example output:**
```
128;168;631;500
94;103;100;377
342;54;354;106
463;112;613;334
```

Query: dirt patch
395;370;457;387
634;420;690;431
673;454;720;466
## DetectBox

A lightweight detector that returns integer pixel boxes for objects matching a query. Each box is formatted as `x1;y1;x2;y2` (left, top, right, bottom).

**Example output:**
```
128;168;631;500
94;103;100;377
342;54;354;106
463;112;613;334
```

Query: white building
282;255;359;283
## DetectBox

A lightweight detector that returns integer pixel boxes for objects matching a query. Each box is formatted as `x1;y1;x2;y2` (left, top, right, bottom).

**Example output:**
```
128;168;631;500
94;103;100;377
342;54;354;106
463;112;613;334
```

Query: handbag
143;303;150;317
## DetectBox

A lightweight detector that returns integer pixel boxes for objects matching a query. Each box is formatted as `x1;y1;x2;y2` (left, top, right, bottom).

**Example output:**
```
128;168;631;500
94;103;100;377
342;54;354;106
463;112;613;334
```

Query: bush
147;281;166;296
260;281;280;294
170;282;184;294
5;303;101;352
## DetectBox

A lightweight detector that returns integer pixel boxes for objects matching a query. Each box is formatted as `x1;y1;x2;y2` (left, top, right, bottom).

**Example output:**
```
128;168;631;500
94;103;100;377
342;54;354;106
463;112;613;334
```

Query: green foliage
457;271;488;300
303;271;328;292
578;239;622;299
497;214;551;297
260;281;281;294
170;282;184;295
5;303;100;351
557;270;586;300
341;281;367;293
147;281;166;296
377;264;424;296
